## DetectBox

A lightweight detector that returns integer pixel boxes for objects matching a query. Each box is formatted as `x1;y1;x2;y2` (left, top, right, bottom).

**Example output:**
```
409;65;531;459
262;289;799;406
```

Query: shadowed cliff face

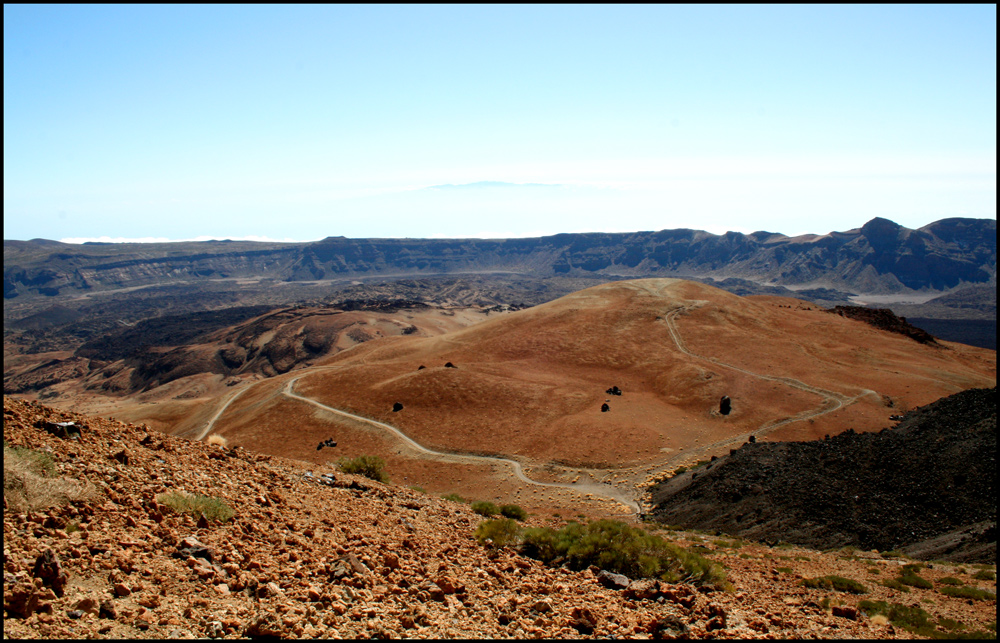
5;217;995;299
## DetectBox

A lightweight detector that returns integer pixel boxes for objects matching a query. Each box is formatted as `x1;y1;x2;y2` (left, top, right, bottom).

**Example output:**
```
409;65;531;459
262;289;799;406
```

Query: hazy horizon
4;5;996;243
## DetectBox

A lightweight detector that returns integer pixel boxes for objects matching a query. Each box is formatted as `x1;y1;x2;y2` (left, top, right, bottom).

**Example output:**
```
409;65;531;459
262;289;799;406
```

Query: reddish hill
208;278;994;504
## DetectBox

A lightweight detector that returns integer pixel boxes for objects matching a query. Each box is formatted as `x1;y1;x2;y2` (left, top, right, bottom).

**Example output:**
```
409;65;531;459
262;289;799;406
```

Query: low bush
881;579;910;593
337;455;389;483
799;575;867;594
441;493;467;503
859;600;994;638
939;586;996;601
206;434;228;448
897;573;933;589
474;518;520;549
499;503;528;521
471;501;500;517
156;490;234;522
937;576;964;586
776;566;794;574
517;519;727;588
971;570;995;581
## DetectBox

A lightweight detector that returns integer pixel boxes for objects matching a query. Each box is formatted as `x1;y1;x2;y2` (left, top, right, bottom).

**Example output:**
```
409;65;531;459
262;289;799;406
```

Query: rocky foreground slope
650;387;997;562
4;397;996;639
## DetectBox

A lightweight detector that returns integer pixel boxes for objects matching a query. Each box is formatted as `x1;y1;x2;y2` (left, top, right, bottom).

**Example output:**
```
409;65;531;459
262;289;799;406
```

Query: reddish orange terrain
202;278;994;515
4;397;997;640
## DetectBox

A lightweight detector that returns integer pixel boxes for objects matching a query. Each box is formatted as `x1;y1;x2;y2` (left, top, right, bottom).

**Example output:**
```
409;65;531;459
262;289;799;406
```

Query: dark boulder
601;403;610;413
720;396;732;415
444;362;457;368
392;402;404;412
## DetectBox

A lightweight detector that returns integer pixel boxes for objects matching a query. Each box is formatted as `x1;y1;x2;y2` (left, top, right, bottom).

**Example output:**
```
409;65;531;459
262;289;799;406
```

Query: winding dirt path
198;281;876;518
281;376;641;514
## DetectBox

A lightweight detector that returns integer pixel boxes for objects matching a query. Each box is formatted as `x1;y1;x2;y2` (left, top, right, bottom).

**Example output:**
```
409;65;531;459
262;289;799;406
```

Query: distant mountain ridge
4;217;995;300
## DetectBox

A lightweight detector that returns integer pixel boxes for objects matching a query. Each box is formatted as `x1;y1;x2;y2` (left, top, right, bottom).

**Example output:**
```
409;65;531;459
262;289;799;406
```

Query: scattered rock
601;403;610;413
568;606;598;635
174;537;214;562
32;549;68;597
596;570;630;590
99;599;118;620
625;578;660;600
720;396;732;415
444;362;457;368
392;402;404;412
4;581;40;618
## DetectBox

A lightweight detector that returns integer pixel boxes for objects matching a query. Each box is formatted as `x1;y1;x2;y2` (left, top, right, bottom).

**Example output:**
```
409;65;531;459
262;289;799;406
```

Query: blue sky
4;5;996;243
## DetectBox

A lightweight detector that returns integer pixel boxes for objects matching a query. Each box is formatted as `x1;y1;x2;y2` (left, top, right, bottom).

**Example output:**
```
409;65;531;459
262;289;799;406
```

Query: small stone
832;605;859;620
114;582;132;597
596;570;630;590
99;600;118;619
625;578;660;600
532;599;553;613
75;597;99;615
67;609;84;619
32;549;68;597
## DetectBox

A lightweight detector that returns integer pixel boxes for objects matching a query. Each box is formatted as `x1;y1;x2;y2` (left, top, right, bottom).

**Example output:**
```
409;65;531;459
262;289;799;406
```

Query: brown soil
5;397;996;640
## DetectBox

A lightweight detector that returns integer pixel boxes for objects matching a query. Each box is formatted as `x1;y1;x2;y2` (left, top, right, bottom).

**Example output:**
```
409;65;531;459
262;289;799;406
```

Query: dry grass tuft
3;444;97;512
206;434;228;448
156;490;234;522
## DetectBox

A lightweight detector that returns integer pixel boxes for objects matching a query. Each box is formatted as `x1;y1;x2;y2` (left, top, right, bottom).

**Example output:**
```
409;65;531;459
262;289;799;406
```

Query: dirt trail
197;280;876;518
281;376;641;514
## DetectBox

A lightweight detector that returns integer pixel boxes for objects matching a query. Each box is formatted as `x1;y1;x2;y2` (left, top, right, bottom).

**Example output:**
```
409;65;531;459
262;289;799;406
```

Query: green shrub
860;600;995;638
971;570;995;581
518;519;727;588
937;577;964;586
337;455;389;483
882;550;910;559
939;586;996;601
474;519;521;549
499;503;528;521
859;600;930;629
799;575;867;594
868;567;881;575
441;493;467;503
897;573;933;589
408;485;427;494
156;490;234;522
470;501;500;517
776;566;794;574
937;618;966;632
881;579;910;592
713;539;746;549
